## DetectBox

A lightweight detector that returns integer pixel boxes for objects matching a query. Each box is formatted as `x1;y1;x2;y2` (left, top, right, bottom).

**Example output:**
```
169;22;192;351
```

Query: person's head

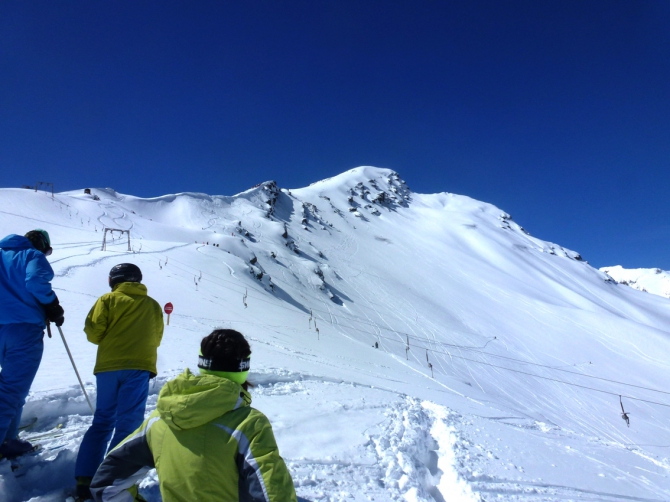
198;329;251;389
24;229;52;256
108;263;142;290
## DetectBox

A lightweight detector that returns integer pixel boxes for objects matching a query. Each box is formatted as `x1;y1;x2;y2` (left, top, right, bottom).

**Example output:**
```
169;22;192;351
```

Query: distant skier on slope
74;263;163;501
0;229;64;459
89;329;297;502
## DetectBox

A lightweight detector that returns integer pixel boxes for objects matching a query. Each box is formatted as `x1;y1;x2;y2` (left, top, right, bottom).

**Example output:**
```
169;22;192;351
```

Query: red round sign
164;302;174;314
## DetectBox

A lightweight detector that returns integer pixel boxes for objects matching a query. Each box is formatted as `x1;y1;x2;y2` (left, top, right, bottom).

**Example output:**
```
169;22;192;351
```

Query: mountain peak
305;166;405;189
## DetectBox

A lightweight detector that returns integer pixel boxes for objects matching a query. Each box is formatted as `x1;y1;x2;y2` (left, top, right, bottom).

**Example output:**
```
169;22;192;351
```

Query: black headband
198;355;250;372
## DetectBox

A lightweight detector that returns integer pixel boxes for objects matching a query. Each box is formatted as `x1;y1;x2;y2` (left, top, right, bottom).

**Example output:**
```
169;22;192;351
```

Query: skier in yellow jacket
90;329;297;502
75;263;164;500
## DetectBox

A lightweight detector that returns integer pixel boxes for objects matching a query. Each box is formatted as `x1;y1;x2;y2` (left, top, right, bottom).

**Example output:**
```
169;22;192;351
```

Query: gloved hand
43;297;65;327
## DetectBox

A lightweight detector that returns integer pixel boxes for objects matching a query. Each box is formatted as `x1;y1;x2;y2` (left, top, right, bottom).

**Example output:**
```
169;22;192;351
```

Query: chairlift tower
101;228;131;251
35;182;54;198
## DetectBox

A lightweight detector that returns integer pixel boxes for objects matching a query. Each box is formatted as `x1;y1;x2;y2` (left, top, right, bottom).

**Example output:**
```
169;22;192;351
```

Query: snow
601;265;670;299
1;167;670;500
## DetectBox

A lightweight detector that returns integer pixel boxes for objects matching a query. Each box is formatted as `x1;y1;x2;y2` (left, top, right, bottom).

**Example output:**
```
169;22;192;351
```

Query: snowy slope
601;265;670;299
1;166;670;501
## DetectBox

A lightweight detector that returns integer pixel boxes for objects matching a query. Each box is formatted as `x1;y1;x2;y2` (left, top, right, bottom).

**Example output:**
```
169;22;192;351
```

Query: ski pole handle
46;322;52;338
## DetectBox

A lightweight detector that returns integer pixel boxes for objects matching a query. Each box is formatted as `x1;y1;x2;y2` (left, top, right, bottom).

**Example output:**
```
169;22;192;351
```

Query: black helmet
109;263;142;289
25;229;52;256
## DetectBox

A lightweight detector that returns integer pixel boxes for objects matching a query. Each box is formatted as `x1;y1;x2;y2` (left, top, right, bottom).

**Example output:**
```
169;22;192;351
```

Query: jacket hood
112;282;148;295
156;368;251;430
0;235;33;251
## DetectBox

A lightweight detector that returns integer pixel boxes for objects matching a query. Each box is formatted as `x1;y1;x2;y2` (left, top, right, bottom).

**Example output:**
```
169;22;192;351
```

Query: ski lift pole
55;325;95;413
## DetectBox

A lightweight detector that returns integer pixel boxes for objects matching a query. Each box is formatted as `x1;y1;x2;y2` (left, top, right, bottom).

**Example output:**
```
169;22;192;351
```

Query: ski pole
55;324;95;413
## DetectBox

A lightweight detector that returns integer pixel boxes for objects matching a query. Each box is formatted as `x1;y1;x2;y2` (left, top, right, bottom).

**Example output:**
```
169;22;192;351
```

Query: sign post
164;302;174;325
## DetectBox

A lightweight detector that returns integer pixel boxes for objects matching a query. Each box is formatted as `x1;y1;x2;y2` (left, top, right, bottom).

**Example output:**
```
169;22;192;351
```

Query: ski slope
1;166;669;501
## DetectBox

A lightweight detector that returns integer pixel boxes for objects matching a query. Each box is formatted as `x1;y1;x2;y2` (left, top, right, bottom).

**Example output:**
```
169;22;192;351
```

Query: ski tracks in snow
52;243;190;279
96;202;133;232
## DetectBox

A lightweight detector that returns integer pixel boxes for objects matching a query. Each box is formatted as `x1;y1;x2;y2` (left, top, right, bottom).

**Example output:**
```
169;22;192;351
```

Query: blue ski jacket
0;234;56;326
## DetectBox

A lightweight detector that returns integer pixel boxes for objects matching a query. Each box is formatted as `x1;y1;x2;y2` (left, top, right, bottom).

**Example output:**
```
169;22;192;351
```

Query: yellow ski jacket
84;282;164;375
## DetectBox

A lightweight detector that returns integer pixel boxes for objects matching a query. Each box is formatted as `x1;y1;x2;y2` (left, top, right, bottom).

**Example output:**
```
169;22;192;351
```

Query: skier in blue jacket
0;229;64;459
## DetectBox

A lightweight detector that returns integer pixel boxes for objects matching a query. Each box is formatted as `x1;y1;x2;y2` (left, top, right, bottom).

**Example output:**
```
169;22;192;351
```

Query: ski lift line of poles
360;327;670;399
307;286;670;397
325;300;669;396
139;260;670;405
247;313;670;410
167;301;670;410
146;258;670;400
144;300;670;427
274;284;670;397
288;311;670;409
136;243;670;399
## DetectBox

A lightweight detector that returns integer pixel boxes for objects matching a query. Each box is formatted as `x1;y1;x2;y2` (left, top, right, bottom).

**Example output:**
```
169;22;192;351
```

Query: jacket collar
112;282;148;295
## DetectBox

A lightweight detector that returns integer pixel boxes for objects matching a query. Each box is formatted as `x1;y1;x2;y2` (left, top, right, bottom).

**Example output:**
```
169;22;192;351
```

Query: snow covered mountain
601;265;670;299
1;166;670;501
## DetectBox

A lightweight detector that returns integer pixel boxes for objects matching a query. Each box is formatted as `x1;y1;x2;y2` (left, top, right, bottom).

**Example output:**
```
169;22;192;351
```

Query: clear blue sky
2;1;669;269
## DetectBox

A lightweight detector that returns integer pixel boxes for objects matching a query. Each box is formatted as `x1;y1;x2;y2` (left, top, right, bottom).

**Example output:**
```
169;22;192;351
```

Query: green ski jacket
84;282;164;375
90;369;297;502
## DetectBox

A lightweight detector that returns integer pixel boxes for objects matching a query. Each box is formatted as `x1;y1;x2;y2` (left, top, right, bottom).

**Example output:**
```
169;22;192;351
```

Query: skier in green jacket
89;329;297;502
75;263;164;500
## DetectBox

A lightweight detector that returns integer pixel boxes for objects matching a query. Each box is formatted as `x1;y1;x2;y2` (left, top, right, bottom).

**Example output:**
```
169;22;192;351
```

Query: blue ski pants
75;369;150;478
0;323;44;444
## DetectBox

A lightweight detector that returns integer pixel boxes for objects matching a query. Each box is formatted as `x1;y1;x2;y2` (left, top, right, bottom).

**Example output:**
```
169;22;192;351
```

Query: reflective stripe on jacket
90;369;297;502
84;282;164;375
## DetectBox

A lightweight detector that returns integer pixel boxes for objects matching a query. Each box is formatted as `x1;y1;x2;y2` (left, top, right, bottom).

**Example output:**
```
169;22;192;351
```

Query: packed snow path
1;167;669;500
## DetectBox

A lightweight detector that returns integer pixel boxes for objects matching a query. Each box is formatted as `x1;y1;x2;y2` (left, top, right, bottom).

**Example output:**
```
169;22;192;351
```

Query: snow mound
601;265;670;299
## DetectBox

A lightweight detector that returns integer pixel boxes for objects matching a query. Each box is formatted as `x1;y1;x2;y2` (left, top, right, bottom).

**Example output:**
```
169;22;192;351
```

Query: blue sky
1;1;669;269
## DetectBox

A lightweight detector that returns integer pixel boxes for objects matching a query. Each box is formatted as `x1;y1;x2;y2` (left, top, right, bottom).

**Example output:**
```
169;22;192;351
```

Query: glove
43;297;65;327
